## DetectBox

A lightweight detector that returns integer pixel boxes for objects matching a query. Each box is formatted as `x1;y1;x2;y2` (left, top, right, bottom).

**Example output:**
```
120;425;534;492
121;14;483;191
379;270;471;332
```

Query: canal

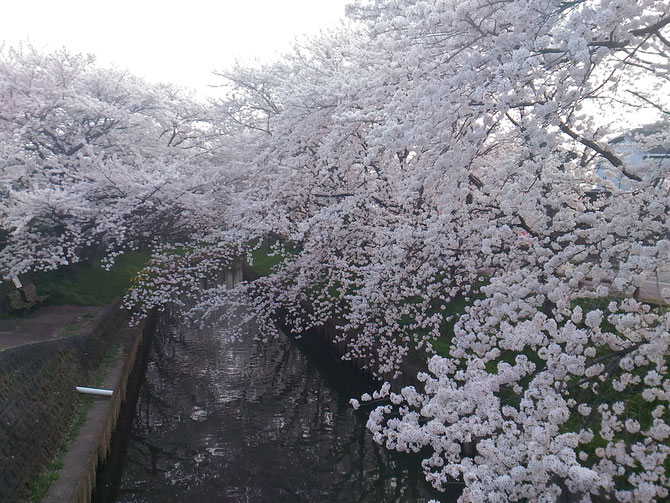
92;308;455;502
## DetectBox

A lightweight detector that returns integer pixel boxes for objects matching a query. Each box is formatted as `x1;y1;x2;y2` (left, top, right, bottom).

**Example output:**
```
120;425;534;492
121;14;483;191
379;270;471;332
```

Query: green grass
25;251;151;306
249;244;293;277
429;295;471;357
28;459;65;502
93;343;122;384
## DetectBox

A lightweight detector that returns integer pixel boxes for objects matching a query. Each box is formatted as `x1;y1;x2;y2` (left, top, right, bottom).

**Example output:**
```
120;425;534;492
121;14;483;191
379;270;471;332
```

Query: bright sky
1;0;351;97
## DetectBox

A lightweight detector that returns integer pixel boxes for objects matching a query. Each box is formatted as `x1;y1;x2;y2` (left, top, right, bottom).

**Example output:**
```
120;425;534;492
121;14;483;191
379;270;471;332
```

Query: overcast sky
1;0;351;97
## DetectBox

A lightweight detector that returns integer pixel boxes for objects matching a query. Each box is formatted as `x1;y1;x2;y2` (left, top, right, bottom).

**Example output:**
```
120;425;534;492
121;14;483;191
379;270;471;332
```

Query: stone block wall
0;303;127;502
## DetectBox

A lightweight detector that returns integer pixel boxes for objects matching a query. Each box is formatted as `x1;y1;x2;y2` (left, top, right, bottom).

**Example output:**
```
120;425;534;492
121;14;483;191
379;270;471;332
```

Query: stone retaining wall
0;303;126;502
44;311;156;503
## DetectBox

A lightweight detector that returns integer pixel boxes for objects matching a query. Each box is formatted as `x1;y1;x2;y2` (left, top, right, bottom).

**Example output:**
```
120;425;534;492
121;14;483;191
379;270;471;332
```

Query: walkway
0;305;97;351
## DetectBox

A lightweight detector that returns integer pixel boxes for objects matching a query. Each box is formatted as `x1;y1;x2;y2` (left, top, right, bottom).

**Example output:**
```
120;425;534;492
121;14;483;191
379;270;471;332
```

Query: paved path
0;305;97;351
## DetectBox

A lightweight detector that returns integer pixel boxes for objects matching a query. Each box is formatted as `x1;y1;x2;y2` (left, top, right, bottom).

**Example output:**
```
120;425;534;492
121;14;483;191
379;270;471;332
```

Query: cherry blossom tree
0;45;234;276
187;1;668;501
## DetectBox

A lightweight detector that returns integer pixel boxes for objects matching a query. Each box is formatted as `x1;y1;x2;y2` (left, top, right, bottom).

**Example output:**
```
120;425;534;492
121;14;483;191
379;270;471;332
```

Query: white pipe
76;386;113;397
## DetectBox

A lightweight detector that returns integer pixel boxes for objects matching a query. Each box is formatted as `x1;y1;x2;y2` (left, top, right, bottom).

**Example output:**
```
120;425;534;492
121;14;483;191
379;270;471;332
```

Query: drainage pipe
76;386;114;397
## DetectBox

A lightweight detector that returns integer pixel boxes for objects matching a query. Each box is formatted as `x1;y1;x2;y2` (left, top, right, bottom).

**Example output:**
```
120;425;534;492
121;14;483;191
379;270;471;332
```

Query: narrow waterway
93;309;456;502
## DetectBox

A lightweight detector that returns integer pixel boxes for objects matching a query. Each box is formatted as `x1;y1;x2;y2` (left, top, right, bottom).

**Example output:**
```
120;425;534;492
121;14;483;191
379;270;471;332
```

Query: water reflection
94;311;450;502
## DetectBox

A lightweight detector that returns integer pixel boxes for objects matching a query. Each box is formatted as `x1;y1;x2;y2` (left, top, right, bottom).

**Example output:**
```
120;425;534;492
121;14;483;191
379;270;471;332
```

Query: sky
1;0;351;97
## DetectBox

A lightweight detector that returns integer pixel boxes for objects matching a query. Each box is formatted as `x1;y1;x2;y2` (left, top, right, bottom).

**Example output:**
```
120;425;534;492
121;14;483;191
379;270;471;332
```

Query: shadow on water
93;307;461;502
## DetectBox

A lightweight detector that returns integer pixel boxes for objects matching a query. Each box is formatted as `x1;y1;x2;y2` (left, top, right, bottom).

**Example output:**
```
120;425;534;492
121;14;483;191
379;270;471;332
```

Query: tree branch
630;16;670;37
558;121;643;182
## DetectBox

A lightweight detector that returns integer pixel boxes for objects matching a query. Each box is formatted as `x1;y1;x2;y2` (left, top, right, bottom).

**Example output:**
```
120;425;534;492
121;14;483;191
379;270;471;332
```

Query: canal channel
92;307;457;502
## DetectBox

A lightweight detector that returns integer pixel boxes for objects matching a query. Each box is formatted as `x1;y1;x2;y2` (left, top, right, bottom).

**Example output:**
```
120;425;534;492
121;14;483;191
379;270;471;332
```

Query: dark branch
630;16;670;37
558;121;643;182
312;193;354;198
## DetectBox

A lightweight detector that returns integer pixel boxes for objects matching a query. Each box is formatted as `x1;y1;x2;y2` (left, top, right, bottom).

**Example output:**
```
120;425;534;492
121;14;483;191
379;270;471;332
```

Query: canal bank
0;301;156;503
43;309;156;503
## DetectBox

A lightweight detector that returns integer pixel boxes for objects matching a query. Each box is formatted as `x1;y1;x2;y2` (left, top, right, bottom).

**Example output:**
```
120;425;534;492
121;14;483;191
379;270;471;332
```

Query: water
93;310;456;502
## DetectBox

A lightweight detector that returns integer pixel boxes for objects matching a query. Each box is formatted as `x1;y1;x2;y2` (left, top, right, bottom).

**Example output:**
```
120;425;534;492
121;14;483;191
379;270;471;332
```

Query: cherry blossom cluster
200;1;669;500
0;45;234;277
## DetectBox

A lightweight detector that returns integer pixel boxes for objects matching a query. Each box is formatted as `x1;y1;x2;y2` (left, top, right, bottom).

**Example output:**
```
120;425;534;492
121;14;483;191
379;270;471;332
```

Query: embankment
43;308;155;503
0;302;154;503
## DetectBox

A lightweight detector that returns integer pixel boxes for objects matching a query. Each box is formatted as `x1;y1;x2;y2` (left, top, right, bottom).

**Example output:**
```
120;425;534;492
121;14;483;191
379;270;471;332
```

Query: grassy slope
25;251;151;306
250;245;290;277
